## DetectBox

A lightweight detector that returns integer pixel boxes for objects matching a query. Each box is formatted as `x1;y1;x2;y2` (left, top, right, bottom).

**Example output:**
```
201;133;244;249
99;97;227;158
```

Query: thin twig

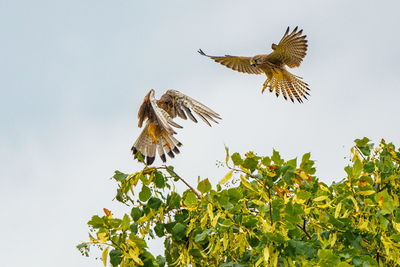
161;166;201;199
267;187;273;226
297;223;311;239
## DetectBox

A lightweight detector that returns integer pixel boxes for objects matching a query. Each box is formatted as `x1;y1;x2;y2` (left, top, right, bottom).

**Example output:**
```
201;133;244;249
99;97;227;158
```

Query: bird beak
250;60;256;67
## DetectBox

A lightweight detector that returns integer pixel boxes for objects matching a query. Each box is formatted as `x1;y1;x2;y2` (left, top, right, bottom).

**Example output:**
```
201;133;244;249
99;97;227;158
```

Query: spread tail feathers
262;69;310;103
131;123;182;165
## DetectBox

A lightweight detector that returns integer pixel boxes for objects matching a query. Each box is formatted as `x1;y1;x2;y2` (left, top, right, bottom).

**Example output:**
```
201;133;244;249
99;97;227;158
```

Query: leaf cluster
77;138;400;266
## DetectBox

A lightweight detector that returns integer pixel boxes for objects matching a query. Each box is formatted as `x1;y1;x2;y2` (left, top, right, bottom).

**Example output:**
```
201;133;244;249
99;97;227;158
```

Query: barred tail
131;123;182;165
264;69;310;103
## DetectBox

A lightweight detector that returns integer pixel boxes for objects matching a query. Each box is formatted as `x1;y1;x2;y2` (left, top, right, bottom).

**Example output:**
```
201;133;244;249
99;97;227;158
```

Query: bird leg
161;131;172;150
261;79;270;93
148;123;158;143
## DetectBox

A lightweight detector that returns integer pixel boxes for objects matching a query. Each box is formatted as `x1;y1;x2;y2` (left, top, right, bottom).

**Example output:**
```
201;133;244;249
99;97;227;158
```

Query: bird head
250;56;262;67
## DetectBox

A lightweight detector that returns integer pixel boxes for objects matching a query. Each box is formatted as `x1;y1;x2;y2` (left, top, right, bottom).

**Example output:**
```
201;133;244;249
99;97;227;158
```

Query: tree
77;138;400;266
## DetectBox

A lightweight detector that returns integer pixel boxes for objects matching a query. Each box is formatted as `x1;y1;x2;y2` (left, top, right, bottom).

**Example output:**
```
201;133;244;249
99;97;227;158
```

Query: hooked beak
250;59;256;67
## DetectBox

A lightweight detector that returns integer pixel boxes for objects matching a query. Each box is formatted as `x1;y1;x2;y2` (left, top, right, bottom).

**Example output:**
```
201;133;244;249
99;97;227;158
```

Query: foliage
77;138;400;266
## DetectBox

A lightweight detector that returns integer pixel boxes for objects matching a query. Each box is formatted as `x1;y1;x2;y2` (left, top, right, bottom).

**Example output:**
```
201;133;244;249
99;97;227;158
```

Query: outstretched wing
133;89;221;165
268;26;308;68
198;49;263;75
161;89;222;127
137;89;182;134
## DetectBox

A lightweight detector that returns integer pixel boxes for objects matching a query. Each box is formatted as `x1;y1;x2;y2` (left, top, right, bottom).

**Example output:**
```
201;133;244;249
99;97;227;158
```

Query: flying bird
199;26;309;103
132;89;221;165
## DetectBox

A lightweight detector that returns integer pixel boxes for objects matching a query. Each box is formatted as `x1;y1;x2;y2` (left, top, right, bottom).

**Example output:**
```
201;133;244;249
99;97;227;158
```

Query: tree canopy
78;138;400;266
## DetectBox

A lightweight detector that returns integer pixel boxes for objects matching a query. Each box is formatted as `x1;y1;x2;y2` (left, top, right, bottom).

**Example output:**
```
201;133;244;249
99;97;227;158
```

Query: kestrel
199;26;309;103
132;89;221;165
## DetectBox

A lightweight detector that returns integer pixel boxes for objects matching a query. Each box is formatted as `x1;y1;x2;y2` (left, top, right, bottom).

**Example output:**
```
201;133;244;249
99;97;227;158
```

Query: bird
131;89;221;165
198;26;309;103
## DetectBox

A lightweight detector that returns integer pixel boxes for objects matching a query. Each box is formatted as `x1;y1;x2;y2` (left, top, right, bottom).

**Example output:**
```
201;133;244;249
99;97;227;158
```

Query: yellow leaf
223;232;229;250
102;247;109;267
349;196;359;212
317;203;330;209
318;183;331;193
240;165;250;174
129;248;143;265
329;233;337;248
358;190;376;196
393;221;400;233
240;175;254;191
335;202;342;218
200;214;208;228
97;232;108;244
358;219;369;230
207;203;214;221
211;213;220;228
263;246;270;263
252;200;265;206
219;170;234;185
313;195;329;202
295;170;312;181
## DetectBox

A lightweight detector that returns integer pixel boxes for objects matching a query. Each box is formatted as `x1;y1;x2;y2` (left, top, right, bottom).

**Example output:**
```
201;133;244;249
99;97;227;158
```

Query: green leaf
355;137;373;156
242;157;258;172
271;149;284;165
88;215;104;228
287;158;297;168
121;214;130;231
363;161;375;173
300;152;316;174
147;197;162;210
154;170;165;188
355;137;370;147
128;234;148;248
109;218;122;228
139;185;151;202
113;170;128;181
109;249;122;267
337;262;352;267
197;178;212;193
184;192;198;207
297;190;311;201
172;223;187;241
318;249;340;267
154;223;165;237
231;153;243;165
284;202;304;224
353;159;363;177
194;228;212;242
131;207;142;222
167;192;181;209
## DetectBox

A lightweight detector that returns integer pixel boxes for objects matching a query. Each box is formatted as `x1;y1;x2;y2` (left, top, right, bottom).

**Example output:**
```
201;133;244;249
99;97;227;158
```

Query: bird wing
137;90;182;135
198;49;263;75
162;89;222;127
268;26;308;68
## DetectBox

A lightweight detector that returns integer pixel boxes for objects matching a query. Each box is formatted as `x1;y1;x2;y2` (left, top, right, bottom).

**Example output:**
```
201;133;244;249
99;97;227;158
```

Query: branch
267;187;273;226
161;166;201;199
297;222;311;240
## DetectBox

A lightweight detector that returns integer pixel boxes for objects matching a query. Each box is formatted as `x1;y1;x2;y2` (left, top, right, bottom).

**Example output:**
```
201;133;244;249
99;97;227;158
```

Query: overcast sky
1;0;399;266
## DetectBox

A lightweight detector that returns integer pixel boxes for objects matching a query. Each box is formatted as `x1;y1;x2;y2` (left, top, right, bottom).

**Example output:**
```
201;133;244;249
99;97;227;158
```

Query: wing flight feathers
198;49;263;75
165;89;222;127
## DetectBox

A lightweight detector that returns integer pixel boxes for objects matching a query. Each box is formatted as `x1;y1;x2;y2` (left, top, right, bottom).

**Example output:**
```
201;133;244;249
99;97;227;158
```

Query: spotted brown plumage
132;89;221;165
199;26;310;103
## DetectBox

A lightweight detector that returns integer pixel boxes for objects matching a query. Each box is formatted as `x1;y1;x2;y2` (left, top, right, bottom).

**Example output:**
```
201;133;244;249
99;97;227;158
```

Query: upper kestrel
199;26;309;103
132;89;221;165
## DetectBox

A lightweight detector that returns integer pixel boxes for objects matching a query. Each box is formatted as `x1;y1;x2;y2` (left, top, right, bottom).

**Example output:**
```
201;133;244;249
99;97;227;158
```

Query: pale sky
1;1;399;266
